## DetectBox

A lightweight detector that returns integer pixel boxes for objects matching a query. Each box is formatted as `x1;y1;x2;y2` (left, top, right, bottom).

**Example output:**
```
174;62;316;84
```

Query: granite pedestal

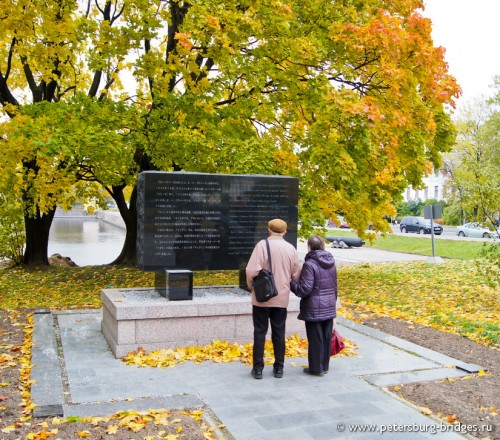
101;287;306;358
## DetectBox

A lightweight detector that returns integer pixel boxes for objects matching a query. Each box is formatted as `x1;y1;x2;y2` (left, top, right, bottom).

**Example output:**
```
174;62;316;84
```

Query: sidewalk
31;309;482;439
296;239;430;265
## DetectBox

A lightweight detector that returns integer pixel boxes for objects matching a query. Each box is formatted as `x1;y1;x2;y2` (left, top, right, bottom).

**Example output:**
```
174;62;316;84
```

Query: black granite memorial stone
137;171;299;272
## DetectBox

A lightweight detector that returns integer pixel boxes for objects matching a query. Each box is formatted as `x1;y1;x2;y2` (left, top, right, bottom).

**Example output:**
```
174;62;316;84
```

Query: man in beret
246;219;301;379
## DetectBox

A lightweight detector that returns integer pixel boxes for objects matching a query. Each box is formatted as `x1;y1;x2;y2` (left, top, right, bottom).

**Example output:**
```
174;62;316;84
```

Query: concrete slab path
31;309;481;439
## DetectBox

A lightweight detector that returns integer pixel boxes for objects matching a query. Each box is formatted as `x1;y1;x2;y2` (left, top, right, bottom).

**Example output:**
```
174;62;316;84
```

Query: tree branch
88;71;103;97
20;55;43;102
0;39;20;107
111;0;125;24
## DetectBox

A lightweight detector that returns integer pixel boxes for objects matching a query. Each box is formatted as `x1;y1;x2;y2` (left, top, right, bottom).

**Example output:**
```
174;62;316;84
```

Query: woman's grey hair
308;234;325;251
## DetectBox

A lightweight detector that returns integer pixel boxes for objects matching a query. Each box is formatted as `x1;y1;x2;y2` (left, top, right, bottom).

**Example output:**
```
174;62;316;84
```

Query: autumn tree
442;96;500;227
0;0;143;264
0;0;459;266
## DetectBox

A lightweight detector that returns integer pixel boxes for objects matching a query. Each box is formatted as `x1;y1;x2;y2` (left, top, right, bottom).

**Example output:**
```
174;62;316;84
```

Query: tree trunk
110;185;137;266
23;208;55;266
109;147;164;266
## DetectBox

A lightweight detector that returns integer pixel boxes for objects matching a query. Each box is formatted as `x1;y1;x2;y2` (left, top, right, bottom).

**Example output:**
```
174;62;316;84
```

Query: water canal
48;217;125;266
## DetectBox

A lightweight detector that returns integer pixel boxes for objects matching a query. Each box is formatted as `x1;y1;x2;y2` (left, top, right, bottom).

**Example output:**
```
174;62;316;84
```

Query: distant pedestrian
246;219;301;379
290;235;338;376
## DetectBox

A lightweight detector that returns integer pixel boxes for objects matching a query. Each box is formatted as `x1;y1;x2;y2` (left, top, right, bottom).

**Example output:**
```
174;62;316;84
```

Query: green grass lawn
368;234;488;259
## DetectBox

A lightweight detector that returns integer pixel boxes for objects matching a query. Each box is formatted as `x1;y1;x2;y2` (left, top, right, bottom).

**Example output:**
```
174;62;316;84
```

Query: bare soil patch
357;312;499;439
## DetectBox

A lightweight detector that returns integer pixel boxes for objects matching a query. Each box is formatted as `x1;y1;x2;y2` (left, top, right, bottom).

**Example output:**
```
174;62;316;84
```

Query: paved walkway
295;239;432;266
31;308;482;439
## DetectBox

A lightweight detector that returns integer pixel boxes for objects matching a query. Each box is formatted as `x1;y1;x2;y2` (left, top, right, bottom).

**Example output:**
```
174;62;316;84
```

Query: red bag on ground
331;329;345;356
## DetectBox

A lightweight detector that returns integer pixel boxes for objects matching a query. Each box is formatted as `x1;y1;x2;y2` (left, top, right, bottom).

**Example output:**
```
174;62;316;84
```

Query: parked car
399;216;443;235
456;223;500;238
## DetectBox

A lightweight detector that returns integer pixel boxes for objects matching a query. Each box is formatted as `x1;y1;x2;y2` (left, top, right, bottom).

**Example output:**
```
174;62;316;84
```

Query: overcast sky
422;0;500;109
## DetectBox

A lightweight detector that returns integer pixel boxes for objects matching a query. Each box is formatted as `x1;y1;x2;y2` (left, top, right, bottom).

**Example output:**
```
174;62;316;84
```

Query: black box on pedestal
155;270;193;300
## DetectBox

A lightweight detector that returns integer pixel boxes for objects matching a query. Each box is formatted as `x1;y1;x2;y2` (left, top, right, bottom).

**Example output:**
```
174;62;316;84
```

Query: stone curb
337;317;484;374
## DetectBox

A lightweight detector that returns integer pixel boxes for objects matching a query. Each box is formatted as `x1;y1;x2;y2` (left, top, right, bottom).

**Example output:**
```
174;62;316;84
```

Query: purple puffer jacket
290;250;338;322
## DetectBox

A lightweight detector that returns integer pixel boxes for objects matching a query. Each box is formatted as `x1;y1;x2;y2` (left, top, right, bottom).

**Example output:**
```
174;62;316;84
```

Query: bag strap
265;239;273;273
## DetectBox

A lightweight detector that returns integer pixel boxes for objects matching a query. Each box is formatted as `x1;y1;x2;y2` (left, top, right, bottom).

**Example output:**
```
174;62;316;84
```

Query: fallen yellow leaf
106;425;119;434
421;407;433;416
1;425;17;433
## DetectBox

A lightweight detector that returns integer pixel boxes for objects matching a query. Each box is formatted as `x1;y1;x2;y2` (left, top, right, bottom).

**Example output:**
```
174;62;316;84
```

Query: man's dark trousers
252;306;287;371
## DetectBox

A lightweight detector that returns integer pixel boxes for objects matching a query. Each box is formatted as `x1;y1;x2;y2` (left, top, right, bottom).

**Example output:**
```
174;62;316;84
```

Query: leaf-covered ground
123;333;357;369
1;259;497;347
0;258;498;438
337;260;499;348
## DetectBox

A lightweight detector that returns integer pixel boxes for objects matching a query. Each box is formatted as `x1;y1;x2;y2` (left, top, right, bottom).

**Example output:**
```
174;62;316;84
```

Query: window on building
406;188;411;200
434;185;439;199
424;188;428;200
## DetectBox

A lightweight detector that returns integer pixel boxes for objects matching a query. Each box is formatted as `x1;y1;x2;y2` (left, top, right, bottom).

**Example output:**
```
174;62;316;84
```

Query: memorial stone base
101;287;306;358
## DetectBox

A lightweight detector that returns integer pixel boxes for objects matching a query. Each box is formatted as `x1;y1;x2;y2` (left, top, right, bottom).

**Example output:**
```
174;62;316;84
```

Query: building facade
403;168;448;202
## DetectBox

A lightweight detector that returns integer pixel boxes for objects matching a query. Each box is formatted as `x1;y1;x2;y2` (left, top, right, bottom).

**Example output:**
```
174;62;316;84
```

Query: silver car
456;222;499;238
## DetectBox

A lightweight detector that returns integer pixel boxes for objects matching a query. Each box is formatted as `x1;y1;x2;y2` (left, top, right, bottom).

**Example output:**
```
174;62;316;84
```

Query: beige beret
268;218;287;233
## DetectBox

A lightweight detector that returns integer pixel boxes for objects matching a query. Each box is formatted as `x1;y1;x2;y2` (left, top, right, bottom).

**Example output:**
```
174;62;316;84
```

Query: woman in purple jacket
290;235;338;376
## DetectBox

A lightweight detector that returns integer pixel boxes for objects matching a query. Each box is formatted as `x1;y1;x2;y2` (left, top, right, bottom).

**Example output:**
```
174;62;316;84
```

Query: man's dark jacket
290;249;338;322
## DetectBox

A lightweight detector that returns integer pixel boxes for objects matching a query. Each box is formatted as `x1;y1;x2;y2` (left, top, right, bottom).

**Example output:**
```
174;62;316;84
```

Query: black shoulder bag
253;239;279;302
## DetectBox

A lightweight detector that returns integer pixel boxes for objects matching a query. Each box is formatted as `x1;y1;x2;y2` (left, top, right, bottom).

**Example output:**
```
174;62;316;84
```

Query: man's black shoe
303;368;324;377
251;369;263;379
273;368;283;378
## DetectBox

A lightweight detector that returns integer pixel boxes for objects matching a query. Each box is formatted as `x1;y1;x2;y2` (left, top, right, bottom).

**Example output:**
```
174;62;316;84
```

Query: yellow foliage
26;429;58;439
18;313;35;421
420;406;433;416
337;261;499;348
1;425;16;434
105;425;119;434
123;334;357;369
